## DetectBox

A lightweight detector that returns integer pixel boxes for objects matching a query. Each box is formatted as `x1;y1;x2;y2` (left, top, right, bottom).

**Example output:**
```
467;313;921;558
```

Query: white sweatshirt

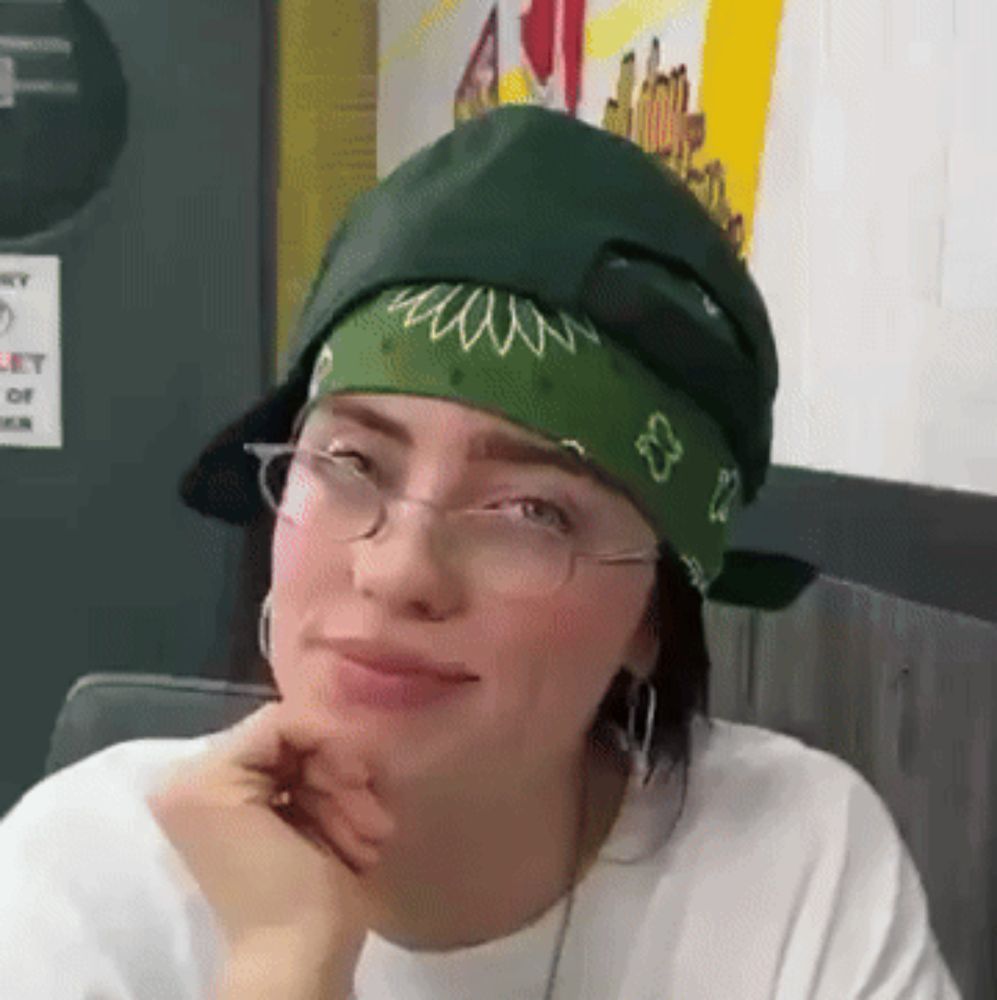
0;715;961;999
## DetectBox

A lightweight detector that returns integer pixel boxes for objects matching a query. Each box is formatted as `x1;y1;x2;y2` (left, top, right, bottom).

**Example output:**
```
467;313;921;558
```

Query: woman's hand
146;701;395;981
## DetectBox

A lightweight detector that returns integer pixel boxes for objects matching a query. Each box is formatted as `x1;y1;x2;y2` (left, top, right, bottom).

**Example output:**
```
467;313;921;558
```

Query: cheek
510;577;649;696
553;565;649;643
542;598;628;670
271;519;309;580
268;524;350;692
271;519;351;584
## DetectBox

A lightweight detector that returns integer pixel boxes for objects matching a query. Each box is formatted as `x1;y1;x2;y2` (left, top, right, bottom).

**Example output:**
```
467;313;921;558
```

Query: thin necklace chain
541;748;590;1000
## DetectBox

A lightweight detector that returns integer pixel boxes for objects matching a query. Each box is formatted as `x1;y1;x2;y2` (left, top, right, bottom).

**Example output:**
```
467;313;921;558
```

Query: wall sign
0;254;61;448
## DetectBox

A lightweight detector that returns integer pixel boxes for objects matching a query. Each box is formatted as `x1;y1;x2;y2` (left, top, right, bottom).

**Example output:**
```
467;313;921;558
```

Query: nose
349;497;463;619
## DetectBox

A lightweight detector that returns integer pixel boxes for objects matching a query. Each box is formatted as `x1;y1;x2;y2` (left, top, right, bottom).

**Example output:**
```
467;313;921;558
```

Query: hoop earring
258;590;273;663
626;673;657;787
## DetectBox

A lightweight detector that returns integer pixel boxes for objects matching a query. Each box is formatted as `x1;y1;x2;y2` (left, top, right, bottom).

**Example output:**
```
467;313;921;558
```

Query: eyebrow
300;396;628;495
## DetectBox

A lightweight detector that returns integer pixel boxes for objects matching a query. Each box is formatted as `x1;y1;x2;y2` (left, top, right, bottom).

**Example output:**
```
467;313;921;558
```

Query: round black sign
0;1;128;238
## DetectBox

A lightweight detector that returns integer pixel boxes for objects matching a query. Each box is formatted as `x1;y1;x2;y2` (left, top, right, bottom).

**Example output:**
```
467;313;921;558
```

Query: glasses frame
243;442;661;589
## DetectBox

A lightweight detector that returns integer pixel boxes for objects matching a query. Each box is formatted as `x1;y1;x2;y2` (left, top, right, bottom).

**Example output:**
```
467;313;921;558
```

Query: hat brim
177;373;309;525
705;549;819;611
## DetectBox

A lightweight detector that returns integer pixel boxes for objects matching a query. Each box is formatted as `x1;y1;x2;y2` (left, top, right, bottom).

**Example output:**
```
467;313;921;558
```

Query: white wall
752;0;997;496
378;0;997;498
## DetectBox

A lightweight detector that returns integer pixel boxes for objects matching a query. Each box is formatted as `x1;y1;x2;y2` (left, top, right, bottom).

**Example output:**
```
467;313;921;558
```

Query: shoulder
4;735;219;840
609;716;871;864
689;715;885;827
0;733;222;892
661;717;959;996
685;716;914;885
0;735;226;998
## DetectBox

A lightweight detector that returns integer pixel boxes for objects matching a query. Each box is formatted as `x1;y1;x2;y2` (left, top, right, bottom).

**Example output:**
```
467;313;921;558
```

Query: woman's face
269;392;660;784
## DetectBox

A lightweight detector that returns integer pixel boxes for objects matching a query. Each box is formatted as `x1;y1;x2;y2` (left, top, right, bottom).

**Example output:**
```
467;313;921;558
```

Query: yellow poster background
501;0;785;257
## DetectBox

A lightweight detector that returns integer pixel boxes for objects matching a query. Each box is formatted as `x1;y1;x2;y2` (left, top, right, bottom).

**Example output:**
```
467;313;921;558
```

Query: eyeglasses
244;443;660;598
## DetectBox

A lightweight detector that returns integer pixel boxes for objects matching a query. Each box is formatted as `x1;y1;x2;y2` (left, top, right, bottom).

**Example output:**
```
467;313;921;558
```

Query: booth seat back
44;673;278;777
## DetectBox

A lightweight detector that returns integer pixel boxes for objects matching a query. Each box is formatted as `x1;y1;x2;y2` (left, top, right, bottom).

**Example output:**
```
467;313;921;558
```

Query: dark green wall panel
0;0;270;814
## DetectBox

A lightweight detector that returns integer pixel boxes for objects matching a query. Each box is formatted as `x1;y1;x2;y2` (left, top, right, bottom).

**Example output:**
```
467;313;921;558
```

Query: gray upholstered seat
44;673;277;777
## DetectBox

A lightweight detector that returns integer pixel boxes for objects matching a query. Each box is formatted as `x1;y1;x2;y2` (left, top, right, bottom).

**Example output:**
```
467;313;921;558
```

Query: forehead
302;392;558;445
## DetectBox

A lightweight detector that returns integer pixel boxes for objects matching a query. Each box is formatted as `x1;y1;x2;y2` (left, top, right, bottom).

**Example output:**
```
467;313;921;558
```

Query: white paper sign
0;255;62;448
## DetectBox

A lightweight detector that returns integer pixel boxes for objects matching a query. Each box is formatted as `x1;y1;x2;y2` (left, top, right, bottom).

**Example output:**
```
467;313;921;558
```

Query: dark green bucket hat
179;105;817;611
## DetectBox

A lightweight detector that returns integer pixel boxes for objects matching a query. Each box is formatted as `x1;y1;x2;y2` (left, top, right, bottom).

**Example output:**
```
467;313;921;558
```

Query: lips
324;638;478;683
323;637;479;712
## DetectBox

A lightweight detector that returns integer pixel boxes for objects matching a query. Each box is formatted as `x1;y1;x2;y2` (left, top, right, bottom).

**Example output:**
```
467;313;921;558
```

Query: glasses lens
259;452;572;596
264;450;379;539
454;512;571;597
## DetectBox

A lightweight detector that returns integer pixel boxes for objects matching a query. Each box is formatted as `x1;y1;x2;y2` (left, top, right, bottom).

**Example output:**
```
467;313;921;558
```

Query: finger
299;738;370;792
237;705;368;782
293;788;383;872
271;797;337;857
326;811;383;872
293;786;391;847
211;702;295;780
328;785;397;840
216;704;369;797
295;758;395;840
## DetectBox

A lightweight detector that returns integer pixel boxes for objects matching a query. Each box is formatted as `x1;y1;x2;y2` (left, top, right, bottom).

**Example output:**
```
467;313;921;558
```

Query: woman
0;107;960;999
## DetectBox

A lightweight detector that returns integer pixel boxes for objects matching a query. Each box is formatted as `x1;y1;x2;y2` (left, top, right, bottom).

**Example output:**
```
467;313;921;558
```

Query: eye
492;496;574;534
322;447;377;478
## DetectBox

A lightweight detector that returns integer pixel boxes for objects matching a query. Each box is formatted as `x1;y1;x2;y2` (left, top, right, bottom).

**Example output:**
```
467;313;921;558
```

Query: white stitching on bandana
387;284;601;359
634;411;684;484
709;467;739;524
680;554;709;596
387;284;450;323
559;438;588;459
308;344;335;400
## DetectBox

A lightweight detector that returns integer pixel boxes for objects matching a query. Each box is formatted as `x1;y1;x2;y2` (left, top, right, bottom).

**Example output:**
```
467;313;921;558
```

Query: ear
622;581;660;681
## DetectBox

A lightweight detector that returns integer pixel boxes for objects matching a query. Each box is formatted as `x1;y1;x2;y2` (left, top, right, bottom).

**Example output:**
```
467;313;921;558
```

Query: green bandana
299;282;742;597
